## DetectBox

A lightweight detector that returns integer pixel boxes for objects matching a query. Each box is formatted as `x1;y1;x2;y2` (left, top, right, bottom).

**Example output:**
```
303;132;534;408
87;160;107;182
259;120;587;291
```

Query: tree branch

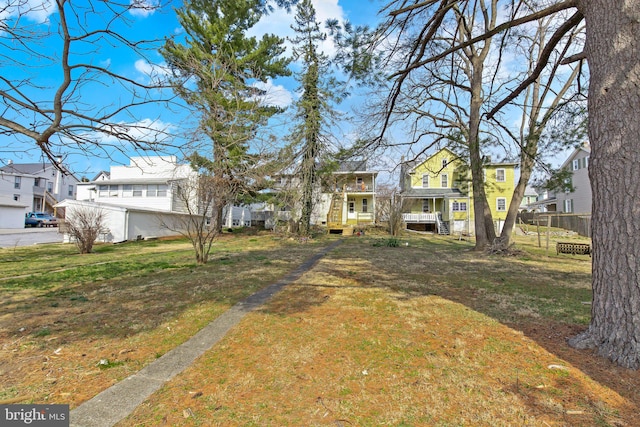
486;10;584;119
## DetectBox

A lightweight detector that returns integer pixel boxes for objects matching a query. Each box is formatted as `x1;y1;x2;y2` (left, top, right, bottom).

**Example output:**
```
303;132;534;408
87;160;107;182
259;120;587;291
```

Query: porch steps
436;213;450;235
438;222;450;235
326;192;343;229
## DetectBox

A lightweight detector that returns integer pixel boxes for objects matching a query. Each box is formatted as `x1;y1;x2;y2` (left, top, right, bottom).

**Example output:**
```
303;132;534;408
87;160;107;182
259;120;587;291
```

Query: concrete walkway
70;240;342;427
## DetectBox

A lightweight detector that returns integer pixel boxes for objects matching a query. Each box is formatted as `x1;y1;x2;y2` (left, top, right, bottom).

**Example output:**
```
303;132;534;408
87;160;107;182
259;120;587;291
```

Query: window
98;184;108;197
68;185;74;197
573;159;580;170
584;156;589;167
422;199;430;213
495;168;506;182
348;199;355;213
564;199;573;213
452;201;467;211
442;158;448;168
496;197;507;212
362;198;368;213
441;174;448;188
133;185;143;197
421;174;429;188
356;177;363;185
13;194;19;202
14;176;21;189
147;184;167;197
47;182;53;192
34;178;42;187
122;184;133;197
109;185;118;197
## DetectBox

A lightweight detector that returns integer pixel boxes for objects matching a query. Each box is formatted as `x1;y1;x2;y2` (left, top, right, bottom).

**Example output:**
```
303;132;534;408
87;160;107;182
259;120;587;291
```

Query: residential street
0;228;63;248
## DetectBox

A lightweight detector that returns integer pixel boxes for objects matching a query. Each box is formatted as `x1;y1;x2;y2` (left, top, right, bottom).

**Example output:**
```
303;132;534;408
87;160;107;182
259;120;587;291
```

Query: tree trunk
469;57;493;250
568;0;640;368
500;140;537;245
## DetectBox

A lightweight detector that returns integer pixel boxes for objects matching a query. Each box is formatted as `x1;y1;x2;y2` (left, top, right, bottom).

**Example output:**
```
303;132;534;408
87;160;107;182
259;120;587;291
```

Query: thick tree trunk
469;58;493;250
568;0;640;368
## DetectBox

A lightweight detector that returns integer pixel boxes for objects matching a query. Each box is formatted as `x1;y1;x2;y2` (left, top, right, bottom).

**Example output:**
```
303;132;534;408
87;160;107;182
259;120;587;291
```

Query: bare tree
64;207;107;254
159;173;236;264
374;0;640;369
0;0;179;166
494;11;584;247
376;184;405;236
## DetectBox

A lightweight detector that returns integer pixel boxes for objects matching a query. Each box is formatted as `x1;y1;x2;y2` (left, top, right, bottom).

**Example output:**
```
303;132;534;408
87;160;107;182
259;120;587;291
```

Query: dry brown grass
3;232;639;426
121;234;635;426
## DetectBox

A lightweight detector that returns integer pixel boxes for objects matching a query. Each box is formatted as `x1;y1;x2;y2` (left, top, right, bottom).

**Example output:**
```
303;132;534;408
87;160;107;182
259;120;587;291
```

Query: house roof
79;178;177;186
55;199;188;216
92;171;110;181
560;142;591;170
0;162;78;180
400;188;468;199
333;160;377;174
0;162;52;176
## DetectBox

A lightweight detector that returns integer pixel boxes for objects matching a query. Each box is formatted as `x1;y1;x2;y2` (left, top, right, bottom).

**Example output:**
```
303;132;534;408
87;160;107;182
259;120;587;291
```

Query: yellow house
399;148;516;235
325;161;378;232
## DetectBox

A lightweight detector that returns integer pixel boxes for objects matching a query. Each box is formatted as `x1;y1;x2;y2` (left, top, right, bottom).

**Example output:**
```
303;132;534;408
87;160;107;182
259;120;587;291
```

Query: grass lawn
2;229;638;426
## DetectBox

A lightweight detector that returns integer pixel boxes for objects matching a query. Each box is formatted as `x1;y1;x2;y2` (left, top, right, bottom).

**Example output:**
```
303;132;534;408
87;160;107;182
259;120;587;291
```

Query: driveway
0;228;63;248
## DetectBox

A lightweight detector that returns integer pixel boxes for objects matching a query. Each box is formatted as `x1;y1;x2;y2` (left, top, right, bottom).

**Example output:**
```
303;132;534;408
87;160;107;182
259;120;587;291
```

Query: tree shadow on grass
317;237;638;424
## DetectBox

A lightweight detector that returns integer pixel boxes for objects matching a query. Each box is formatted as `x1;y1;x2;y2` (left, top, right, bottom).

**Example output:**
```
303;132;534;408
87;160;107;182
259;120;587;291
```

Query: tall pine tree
289;0;342;236
162;0;290;231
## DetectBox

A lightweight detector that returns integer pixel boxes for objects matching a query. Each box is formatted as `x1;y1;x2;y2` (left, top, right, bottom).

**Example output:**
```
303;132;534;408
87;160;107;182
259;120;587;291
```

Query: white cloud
0;0;57;24
98;118;175;144
129;0;160;18
134;59;170;83
252;79;294;108
251;0;346;58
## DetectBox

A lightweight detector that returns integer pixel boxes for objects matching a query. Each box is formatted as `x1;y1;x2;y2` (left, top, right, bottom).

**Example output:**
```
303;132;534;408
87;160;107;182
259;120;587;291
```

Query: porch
402;212;450;235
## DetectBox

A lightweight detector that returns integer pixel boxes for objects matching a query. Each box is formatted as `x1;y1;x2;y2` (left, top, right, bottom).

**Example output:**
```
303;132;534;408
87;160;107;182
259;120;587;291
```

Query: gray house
556;142;592;214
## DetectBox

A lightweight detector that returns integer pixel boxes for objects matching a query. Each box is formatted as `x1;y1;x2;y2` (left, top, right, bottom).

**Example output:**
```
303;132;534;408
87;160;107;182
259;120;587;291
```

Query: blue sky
0;0;385;180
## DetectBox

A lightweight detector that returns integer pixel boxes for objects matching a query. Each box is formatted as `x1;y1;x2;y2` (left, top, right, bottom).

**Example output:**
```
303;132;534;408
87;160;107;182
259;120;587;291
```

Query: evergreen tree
288;0;342;236
161;0;290;235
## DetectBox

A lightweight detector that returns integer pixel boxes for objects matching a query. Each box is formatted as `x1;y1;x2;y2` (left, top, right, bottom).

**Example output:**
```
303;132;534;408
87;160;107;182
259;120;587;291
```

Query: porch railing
402;213;437;223
355;212;374;222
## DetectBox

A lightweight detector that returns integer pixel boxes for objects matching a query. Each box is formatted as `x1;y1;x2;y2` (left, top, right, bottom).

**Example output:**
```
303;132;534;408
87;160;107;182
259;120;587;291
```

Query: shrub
65;207;107;254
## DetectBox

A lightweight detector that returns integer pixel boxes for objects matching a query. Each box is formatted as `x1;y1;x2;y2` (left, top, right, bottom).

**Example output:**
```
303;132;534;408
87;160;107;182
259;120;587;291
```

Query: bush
373;237;401;247
65;207;106;254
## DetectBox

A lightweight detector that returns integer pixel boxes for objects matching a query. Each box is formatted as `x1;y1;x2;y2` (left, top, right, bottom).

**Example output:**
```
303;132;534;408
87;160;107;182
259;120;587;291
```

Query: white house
75;156;194;210
519;185;539;211
61;155;252;242
0;160;79;228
